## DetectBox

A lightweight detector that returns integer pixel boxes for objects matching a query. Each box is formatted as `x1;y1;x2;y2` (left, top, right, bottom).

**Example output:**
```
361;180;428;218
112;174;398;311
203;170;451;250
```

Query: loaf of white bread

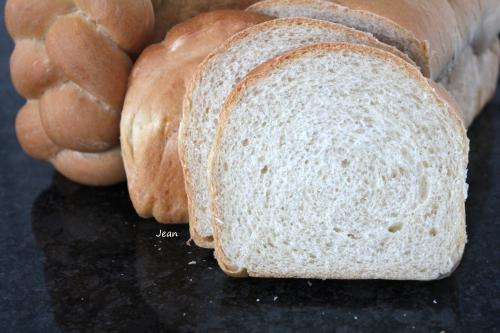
174;1;499;279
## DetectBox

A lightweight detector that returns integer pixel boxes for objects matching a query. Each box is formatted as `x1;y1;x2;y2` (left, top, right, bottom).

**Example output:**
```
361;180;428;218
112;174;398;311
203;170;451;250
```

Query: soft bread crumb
209;44;468;280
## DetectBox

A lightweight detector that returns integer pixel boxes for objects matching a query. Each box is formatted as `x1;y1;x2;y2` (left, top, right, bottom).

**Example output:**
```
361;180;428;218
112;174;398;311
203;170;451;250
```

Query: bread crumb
307;281;312;287
256;299;260;302
188;261;196;265
354;316;358;320
433;299;438;304
273;296;278;302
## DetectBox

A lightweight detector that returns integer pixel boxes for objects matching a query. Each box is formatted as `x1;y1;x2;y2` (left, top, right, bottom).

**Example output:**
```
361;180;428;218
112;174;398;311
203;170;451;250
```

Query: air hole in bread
347;233;358;239
260;165;269;174
388;223;403;233
430;228;437;237
223;162;228;172
419;176;429;201
341;159;350;168
241;138;249;146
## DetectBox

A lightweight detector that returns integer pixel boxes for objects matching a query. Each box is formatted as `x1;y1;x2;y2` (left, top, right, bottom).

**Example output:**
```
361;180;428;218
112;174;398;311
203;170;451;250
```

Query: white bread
209;43;469;280
247;0;500;126
121;10;271;223
180;18;415;247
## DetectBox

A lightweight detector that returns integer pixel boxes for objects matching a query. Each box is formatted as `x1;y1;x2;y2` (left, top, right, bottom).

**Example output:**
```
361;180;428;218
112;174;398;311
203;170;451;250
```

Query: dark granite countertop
0;4;499;332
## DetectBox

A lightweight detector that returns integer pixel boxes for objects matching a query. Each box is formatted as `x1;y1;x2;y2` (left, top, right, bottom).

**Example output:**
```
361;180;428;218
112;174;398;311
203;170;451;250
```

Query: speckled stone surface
0;4;499;332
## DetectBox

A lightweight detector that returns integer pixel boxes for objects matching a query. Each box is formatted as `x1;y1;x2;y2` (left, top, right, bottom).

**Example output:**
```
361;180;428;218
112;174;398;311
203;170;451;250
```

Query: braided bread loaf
7;0;261;186
6;0;155;186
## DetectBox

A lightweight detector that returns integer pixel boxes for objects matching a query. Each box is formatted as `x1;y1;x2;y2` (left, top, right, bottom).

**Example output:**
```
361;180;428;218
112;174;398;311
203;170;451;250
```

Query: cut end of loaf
210;43;468;280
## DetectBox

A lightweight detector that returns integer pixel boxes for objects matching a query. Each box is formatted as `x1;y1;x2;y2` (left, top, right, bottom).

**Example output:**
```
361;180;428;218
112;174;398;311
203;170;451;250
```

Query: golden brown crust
39;83;120;152
9;40;63;99
16;101;125;186
150;0;264;42
6;0;155;186
209;43;468;278
5;0;75;39
52;148;126;187
15;101;61;161
73;0;154;53
121;10;271;224
44;15;132;110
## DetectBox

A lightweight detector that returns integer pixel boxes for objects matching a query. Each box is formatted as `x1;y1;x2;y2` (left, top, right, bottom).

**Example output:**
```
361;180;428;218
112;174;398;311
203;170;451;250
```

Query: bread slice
179;18;414;248
246;0;500;126
209;43;469;280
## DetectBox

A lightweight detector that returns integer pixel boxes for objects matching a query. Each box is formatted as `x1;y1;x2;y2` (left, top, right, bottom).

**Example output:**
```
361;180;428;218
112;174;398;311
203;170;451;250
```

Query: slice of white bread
247;0;500;126
209;43;469;280
179;18;414;248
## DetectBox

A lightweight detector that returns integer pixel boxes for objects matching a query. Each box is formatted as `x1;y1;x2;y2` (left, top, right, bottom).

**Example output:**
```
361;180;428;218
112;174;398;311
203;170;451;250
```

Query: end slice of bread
179;17;414;248
209;43;469;280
